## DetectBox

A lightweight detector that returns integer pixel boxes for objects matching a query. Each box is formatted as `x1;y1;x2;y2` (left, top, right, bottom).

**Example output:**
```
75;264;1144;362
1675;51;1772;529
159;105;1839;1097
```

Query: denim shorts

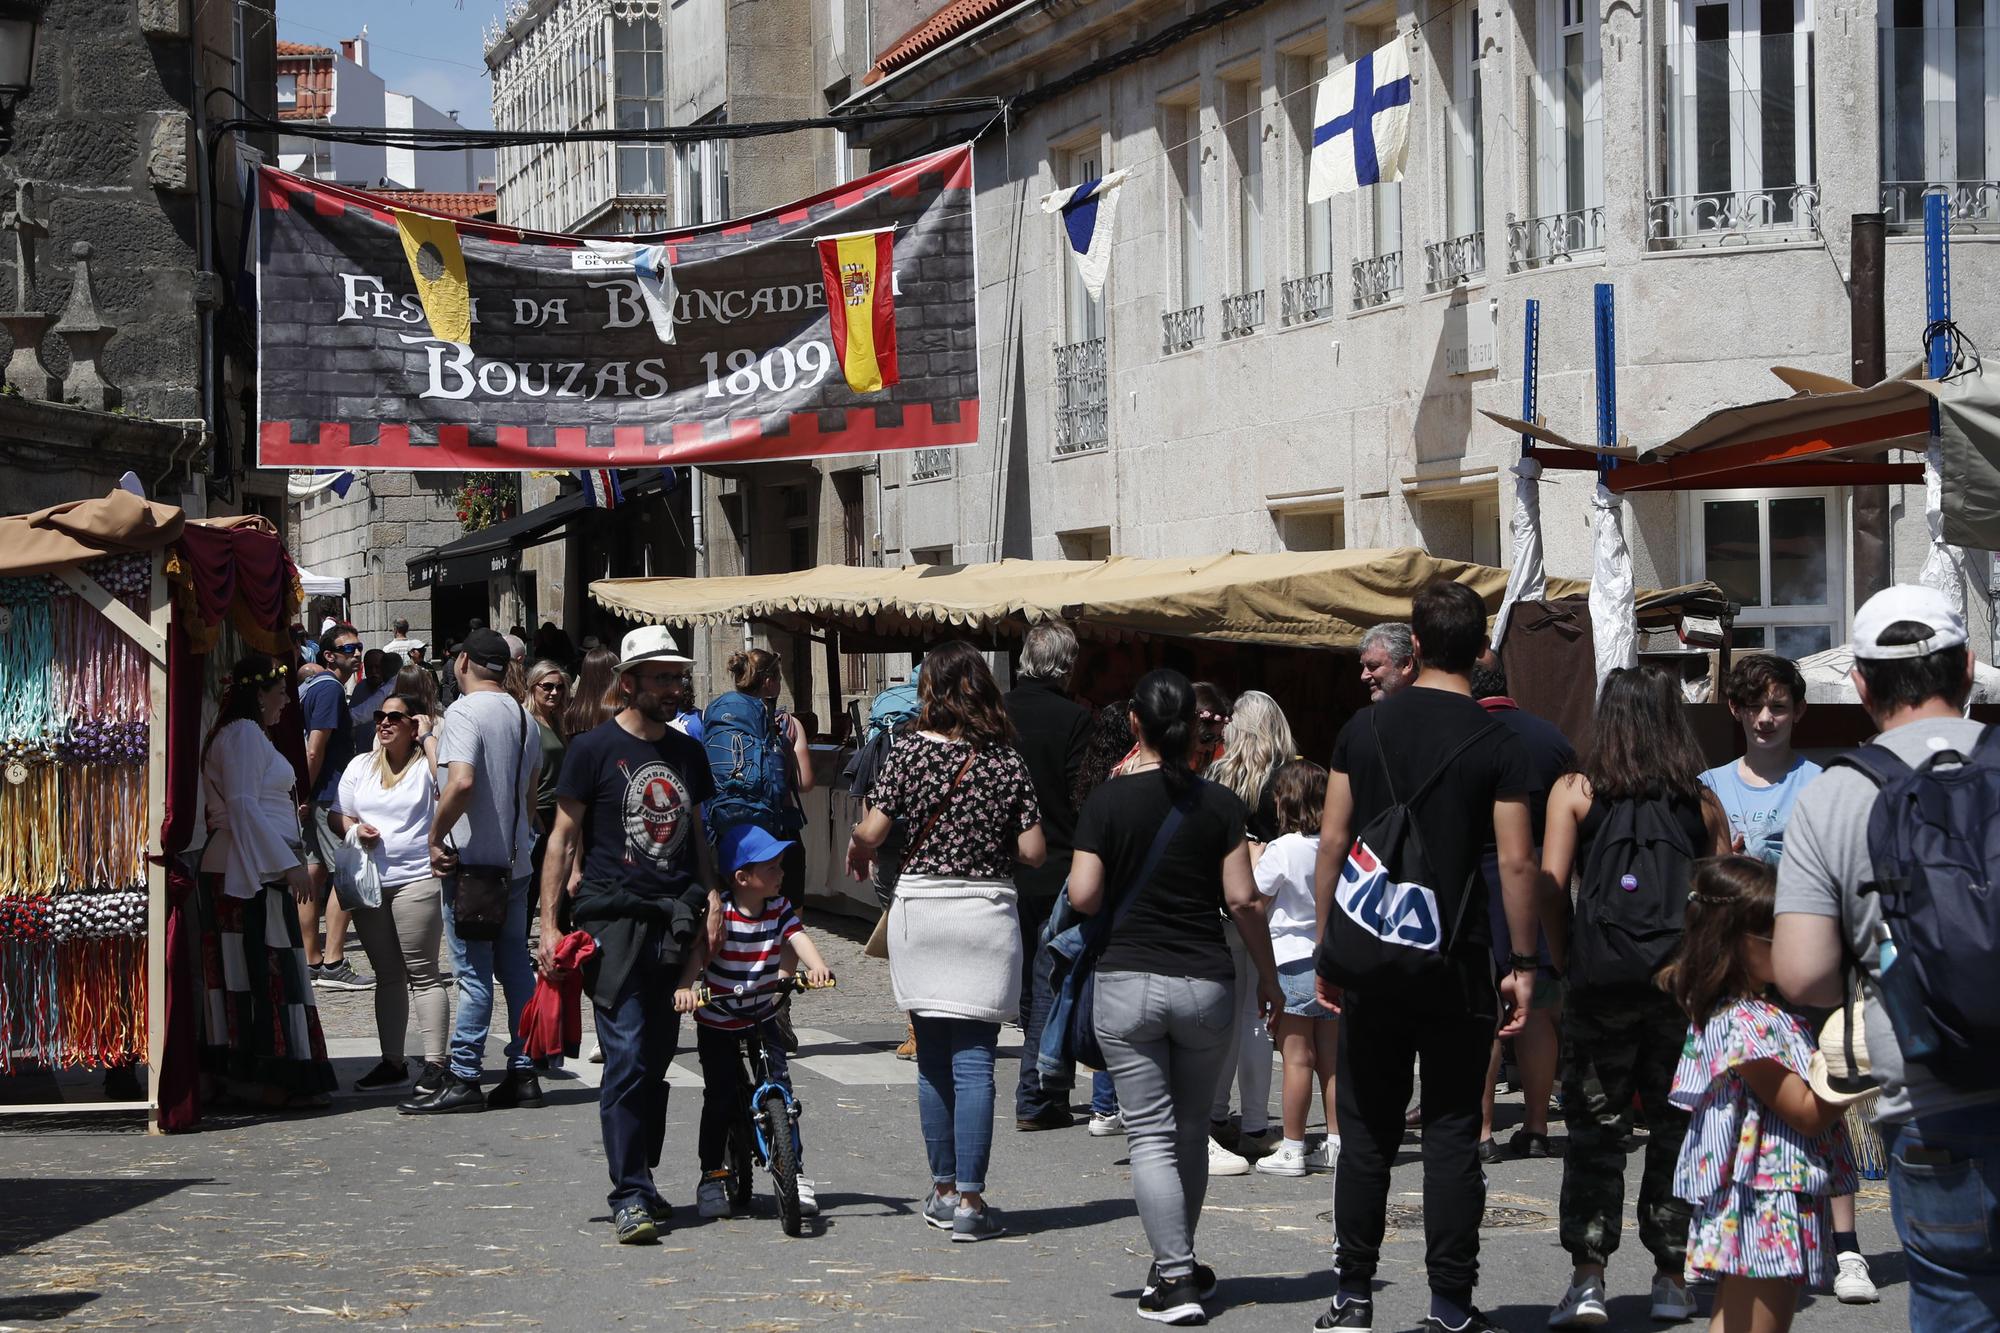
1278;957;1336;1019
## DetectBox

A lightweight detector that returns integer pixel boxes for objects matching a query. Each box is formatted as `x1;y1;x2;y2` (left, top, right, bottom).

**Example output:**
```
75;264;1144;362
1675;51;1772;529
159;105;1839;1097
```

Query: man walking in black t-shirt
1310;582;1545;1333
537;626;722;1245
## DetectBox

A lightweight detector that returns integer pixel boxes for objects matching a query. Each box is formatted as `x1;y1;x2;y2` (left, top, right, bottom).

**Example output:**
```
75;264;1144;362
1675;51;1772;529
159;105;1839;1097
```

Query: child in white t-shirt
1252;760;1337;1177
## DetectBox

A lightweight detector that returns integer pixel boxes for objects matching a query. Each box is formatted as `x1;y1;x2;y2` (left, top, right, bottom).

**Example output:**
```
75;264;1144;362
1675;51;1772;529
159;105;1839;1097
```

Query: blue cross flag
1039;169;1129;301
1307;39;1414;202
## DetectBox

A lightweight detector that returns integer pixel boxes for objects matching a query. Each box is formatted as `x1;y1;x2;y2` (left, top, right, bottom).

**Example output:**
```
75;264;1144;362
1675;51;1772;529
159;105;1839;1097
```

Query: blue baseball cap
719;824;794;876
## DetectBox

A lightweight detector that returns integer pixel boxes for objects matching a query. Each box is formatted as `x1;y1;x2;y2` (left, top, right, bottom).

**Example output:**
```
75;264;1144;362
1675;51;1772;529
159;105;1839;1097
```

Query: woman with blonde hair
328;693;449;1095
1202;689;1295;1171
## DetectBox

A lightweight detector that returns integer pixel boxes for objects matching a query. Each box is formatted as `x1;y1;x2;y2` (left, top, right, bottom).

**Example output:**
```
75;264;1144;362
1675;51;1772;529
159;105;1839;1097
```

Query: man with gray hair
1004;620;1094;1130
1359;621;1418;702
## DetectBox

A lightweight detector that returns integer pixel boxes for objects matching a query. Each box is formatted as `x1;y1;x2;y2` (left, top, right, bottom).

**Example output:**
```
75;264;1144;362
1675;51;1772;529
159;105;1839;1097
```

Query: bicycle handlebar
687;973;837;1008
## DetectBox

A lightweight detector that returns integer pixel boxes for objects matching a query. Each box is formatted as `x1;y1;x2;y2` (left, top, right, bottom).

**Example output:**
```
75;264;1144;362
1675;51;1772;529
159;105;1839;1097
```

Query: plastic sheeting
1588;481;1636;692
1919;442;1968;614
1489;457;1546;651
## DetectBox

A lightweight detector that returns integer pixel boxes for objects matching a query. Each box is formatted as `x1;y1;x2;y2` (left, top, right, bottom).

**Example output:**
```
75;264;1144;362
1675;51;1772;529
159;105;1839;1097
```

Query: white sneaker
696;1173;730;1218
1206;1136;1250;1176
796;1177;818;1217
1548;1274;1609;1328
1306;1135;1341;1172
586;1043;604;1064
1255;1141;1308;1176
1833;1250;1879;1304
1088;1111;1125;1137
1649;1273;1696;1322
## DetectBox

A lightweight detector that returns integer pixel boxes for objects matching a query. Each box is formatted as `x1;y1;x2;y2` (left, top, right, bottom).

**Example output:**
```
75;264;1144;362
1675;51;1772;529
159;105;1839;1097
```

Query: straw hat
1808;999;1878;1106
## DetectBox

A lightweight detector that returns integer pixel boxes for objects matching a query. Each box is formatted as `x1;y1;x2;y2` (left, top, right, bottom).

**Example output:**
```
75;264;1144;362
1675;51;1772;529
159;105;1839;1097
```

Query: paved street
0;915;1908;1331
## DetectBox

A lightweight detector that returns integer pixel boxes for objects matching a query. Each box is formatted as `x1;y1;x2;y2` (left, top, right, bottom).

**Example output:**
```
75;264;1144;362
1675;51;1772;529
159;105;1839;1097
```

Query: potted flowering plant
451;472;520;533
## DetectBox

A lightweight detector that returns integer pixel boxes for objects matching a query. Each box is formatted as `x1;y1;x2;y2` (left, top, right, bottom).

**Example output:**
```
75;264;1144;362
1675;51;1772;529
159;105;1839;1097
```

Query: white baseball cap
1851;584;1969;661
617;625;693;673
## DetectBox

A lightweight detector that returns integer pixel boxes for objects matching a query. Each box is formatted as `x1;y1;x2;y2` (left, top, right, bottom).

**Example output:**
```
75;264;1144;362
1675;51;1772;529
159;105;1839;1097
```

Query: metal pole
1594;283;1617;467
1850;214;1891;605
1520;297;1541;455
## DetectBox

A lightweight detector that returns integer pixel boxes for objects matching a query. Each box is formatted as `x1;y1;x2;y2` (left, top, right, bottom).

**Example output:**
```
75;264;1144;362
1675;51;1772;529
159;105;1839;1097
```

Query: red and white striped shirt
696;893;804;1031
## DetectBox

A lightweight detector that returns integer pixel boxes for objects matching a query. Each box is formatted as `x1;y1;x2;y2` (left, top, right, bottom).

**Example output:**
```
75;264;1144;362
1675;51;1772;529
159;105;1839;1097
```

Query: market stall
0;493;300;1132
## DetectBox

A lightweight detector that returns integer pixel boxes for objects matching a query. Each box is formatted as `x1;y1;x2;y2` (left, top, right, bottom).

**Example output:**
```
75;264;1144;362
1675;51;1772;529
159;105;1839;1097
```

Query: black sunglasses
373;710;415;726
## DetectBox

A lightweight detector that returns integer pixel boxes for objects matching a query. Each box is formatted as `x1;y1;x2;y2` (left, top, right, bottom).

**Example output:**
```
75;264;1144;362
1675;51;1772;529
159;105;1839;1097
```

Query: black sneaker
398;1073;486;1115
314;959;375;991
1145;1262;1218;1301
1510;1129;1552;1159
354;1058;411;1091
1421;1308;1504;1332
1475;1136;1502;1164
1137;1269;1208;1325
414;1061;446;1097
485;1071;546;1109
646;1195;675;1226
1313;1296;1374;1332
613;1204;659;1244
1015;1106;1074;1132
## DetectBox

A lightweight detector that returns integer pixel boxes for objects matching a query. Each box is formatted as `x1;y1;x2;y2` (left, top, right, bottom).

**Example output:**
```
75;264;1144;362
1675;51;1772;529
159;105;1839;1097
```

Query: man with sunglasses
301;623;373;991
538;625;723;1243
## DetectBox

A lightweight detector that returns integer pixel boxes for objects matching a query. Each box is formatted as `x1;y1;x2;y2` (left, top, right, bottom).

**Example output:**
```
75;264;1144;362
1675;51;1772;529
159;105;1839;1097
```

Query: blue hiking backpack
701;691;803;835
1831;725;2000;1091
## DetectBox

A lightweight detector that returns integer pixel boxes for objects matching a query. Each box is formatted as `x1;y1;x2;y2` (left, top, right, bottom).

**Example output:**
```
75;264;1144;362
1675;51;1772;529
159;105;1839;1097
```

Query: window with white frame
1881;0;2000;231
1226;75;1265;300
1293;52;1334;282
1522;0;1603;265
1057;141;1106;343
1692;489;1843;658
1447;6;1485;244
678;120;730;225
1354;27;1403;307
613;15;668;196
277;73;298;107
1658;0;1818;242
1166;98;1205;310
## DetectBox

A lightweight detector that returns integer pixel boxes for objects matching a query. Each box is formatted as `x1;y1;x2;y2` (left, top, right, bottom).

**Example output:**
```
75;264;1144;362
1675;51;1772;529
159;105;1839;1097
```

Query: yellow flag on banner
814;228;898;394
393;209;471;346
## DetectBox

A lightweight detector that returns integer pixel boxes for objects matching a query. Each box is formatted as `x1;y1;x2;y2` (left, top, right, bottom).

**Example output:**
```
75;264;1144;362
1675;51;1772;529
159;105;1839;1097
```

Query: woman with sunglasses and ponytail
328;694;450;1095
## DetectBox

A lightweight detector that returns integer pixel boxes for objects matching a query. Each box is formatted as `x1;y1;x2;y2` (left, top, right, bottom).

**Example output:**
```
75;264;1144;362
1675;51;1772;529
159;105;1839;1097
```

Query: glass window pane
615;49;645;98
1703;499;1764;606
1734;625;1769;649
1768;496;1828;605
1774;625;1834;659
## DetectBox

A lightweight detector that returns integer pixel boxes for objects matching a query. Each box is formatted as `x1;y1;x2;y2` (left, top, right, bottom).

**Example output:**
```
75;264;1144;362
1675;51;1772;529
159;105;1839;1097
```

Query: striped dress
695;893;803;1032
1668;996;1857;1289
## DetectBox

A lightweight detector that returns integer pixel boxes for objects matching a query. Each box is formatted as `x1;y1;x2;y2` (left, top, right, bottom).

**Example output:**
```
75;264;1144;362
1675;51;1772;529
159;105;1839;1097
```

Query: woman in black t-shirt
1068;670;1282;1324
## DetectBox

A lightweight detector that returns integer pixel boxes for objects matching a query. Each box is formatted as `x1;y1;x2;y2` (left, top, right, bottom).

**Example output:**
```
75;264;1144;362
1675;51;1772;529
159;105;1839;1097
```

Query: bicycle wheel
759;1089;803;1236
727;1120;754;1211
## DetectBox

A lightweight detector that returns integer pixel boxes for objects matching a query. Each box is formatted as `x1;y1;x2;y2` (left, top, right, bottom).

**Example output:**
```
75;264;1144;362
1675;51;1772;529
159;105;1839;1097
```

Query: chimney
342;26;370;68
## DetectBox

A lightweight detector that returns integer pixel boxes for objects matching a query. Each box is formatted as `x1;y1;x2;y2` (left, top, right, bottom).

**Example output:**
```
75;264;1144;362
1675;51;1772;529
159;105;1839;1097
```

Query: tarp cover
1937;368;2000;550
0;491;187;576
592;549;1717;651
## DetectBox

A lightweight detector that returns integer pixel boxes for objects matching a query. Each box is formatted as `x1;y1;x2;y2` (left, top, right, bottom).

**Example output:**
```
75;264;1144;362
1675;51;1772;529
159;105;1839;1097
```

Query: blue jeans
1884;1104;2000;1332
1016;894;1066;1118
1092;1070;1119;1115
594;947;684;1213
913;1015;999;1194
440;874;537;1081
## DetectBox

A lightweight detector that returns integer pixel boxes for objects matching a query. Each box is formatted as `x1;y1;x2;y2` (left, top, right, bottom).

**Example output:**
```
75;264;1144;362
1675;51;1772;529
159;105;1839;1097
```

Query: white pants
1209;924;1273;1131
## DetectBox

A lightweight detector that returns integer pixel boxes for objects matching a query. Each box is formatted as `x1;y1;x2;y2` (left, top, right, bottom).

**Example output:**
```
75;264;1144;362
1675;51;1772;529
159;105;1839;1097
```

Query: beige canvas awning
591;549;1721;651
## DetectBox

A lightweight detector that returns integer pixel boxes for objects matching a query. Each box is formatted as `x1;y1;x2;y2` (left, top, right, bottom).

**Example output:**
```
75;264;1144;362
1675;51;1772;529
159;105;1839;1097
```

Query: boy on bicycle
674;824;835;1219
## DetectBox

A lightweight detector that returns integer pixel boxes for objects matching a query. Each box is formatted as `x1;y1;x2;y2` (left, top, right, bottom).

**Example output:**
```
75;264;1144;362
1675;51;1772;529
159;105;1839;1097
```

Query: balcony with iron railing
908;447;955;483
1422;234;1485;292
1220;290;1265;338
1884;181;2000;235
1052;337;1108;458
1280;271;1341;326
1505;206;1604;271
1645;183;1821;249
1161;304;1206;354
1351;252;1403;311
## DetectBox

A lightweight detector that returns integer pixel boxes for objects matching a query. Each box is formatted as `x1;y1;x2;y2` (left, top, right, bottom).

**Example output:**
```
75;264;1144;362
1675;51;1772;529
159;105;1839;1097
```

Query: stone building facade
0;0;281;520
845;0;1999;658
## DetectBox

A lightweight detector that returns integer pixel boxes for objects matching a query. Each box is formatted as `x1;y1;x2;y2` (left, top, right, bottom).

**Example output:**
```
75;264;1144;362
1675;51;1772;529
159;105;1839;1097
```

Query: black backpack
1569;793;1700;990
1318;712;1501;996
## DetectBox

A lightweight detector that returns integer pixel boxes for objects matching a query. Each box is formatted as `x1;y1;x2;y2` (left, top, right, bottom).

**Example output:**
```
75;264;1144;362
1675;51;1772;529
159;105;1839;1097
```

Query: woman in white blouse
199;655;338;1106
329;693;448;1096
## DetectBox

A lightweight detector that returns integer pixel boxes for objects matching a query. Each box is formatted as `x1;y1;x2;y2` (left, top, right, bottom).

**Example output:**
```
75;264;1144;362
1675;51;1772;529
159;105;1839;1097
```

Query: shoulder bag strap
903;746;977;863
1106;779;1200;932
507;700;530;866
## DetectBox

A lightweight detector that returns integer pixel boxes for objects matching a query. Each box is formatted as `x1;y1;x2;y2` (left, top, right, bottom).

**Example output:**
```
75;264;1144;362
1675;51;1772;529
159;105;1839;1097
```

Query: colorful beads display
49;891;147;940
57;719;149;765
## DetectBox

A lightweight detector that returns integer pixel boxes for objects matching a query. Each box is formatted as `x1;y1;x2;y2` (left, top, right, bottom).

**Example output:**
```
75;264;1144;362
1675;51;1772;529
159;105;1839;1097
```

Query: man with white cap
1775;584;2000;1329
536;625;724;1244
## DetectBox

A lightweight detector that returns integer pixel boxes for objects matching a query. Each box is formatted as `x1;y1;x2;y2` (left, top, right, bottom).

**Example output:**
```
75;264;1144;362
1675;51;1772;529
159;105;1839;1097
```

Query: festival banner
256;145;978;471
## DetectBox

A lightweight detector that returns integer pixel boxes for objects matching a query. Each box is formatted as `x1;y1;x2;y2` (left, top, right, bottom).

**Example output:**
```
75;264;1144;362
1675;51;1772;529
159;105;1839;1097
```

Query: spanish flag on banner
393;209;472;346
815;228;898;393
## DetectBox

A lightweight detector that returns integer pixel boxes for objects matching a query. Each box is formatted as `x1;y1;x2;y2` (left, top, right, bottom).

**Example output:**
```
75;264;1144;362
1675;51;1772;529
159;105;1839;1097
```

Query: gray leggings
351;876;450;1065
1094;969;1235;1279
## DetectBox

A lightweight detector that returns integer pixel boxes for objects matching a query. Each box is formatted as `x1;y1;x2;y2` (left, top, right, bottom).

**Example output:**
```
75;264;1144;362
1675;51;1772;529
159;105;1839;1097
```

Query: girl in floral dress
1656;857;1857;1332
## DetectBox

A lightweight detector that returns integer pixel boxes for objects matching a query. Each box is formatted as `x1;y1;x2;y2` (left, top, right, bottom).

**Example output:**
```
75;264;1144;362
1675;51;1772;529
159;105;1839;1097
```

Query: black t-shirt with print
868;732;1041;880
1331;687;1533;955
1074;772;1246;982
557;718;717;897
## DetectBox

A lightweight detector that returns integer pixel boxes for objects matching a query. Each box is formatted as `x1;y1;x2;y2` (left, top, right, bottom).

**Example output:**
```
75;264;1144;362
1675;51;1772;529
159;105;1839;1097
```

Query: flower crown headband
228;662;289;690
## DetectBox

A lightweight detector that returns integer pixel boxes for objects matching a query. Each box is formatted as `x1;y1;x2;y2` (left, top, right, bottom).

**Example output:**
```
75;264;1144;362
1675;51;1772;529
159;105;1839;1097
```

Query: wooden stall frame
0;550;171;1130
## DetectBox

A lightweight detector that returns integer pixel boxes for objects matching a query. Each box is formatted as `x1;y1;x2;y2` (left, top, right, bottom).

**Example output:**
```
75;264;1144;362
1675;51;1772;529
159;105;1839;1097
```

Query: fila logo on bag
1337;841;1442;952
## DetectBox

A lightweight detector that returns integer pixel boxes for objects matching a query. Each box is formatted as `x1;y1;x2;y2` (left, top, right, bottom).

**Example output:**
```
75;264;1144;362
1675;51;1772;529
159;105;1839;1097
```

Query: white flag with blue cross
1039;169;1129;301
1307;39;1414;202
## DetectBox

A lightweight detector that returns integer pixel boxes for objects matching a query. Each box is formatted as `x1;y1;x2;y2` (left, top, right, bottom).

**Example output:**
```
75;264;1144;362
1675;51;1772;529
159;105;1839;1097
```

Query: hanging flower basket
451;472;519;533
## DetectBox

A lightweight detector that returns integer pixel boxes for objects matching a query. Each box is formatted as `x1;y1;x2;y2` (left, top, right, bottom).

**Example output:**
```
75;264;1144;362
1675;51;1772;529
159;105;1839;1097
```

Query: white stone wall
868;0;1999;650
291;473;464;646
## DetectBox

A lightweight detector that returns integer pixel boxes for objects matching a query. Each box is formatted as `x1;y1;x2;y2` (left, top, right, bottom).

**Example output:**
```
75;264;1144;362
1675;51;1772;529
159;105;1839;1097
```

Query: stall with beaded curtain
0;493;302;1132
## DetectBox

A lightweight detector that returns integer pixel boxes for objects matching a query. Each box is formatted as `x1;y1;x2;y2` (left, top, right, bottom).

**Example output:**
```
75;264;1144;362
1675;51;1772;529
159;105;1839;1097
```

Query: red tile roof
276;39;333;57
278;47;335;119
371;191;501;221
865;0;1036;84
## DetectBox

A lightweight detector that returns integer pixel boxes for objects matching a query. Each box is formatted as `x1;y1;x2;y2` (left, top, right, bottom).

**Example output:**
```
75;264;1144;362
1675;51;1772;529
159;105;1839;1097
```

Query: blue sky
274;0;506;129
